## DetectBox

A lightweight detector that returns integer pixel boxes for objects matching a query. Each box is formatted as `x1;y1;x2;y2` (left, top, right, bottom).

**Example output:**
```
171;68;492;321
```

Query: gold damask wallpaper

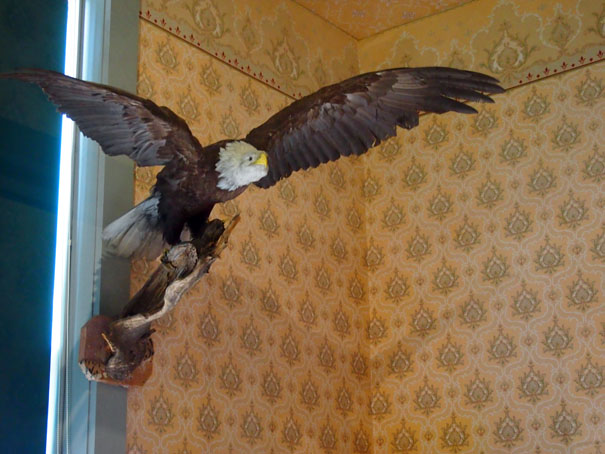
140;0;359;99
359;0;605;89
127;1;605;453
128;20;372;454
361;63;604;454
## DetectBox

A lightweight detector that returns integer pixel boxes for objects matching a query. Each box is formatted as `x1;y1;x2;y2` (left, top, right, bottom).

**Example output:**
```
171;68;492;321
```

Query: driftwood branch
78;216;239;386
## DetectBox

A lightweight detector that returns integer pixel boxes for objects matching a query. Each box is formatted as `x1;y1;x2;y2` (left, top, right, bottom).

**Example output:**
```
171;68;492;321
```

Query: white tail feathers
102;196;166;259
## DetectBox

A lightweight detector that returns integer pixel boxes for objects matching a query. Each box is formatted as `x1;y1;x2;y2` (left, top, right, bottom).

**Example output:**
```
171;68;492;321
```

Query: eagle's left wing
246;67;504;189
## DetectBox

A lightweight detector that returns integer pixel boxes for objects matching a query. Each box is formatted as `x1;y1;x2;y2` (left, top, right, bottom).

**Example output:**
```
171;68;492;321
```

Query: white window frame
47;1;138;453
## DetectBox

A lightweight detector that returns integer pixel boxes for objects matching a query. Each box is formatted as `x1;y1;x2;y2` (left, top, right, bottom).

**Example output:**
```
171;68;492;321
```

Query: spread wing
246;67;504;188
1;69;201;166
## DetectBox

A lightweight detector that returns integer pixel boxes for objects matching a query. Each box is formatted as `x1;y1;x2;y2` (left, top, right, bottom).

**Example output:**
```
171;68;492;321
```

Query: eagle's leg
161;212;187;246
186;208;213;241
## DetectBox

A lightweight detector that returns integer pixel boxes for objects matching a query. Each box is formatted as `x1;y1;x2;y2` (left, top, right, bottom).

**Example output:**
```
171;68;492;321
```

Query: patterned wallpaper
358;0;605;88
128;20;372;454
126;1;605;453
291;0;473;39
140;0;359;99
361;63;604;454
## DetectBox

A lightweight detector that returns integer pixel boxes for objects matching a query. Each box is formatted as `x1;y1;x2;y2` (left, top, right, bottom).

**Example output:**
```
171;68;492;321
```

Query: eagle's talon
160;249;177;270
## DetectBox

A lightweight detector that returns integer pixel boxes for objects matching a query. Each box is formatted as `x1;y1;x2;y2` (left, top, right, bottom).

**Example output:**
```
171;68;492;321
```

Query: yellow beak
253;152;268;168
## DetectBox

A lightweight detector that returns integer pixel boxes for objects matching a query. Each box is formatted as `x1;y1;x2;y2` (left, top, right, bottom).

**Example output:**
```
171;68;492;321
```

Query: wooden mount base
78;216;239;387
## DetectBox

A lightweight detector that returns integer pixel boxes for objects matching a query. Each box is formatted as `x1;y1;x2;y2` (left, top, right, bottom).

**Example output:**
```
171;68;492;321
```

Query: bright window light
46;0;81;453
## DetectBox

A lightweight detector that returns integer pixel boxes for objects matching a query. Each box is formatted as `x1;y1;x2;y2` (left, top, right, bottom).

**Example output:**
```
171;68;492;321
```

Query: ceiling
292;0;474;39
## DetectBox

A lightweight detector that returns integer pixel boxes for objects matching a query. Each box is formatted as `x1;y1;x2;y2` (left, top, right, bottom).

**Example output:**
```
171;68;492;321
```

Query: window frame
48;1;139;453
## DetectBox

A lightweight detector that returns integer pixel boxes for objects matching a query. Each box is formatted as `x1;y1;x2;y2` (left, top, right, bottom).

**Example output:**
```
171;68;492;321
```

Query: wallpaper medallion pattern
127;2;604;453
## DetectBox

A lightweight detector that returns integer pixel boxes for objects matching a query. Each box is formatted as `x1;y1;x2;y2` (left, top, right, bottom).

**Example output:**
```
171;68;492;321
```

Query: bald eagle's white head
216;141;269;191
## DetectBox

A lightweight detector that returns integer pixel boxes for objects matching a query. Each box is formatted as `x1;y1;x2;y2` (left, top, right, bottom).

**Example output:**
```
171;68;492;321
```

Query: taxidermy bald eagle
3;67;503;259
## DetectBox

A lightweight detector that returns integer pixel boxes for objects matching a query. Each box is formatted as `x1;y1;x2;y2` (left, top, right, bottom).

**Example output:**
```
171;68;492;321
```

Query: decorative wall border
140;9;300;100
512;49;604;88
141;8;604;100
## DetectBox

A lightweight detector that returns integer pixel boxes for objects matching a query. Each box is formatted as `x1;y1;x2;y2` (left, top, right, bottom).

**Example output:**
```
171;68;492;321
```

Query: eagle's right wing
2;69;201;166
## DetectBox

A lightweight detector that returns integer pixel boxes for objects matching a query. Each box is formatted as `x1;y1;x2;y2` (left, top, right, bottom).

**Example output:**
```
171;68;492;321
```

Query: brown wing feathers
0;69;200;167
248;67;503;188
